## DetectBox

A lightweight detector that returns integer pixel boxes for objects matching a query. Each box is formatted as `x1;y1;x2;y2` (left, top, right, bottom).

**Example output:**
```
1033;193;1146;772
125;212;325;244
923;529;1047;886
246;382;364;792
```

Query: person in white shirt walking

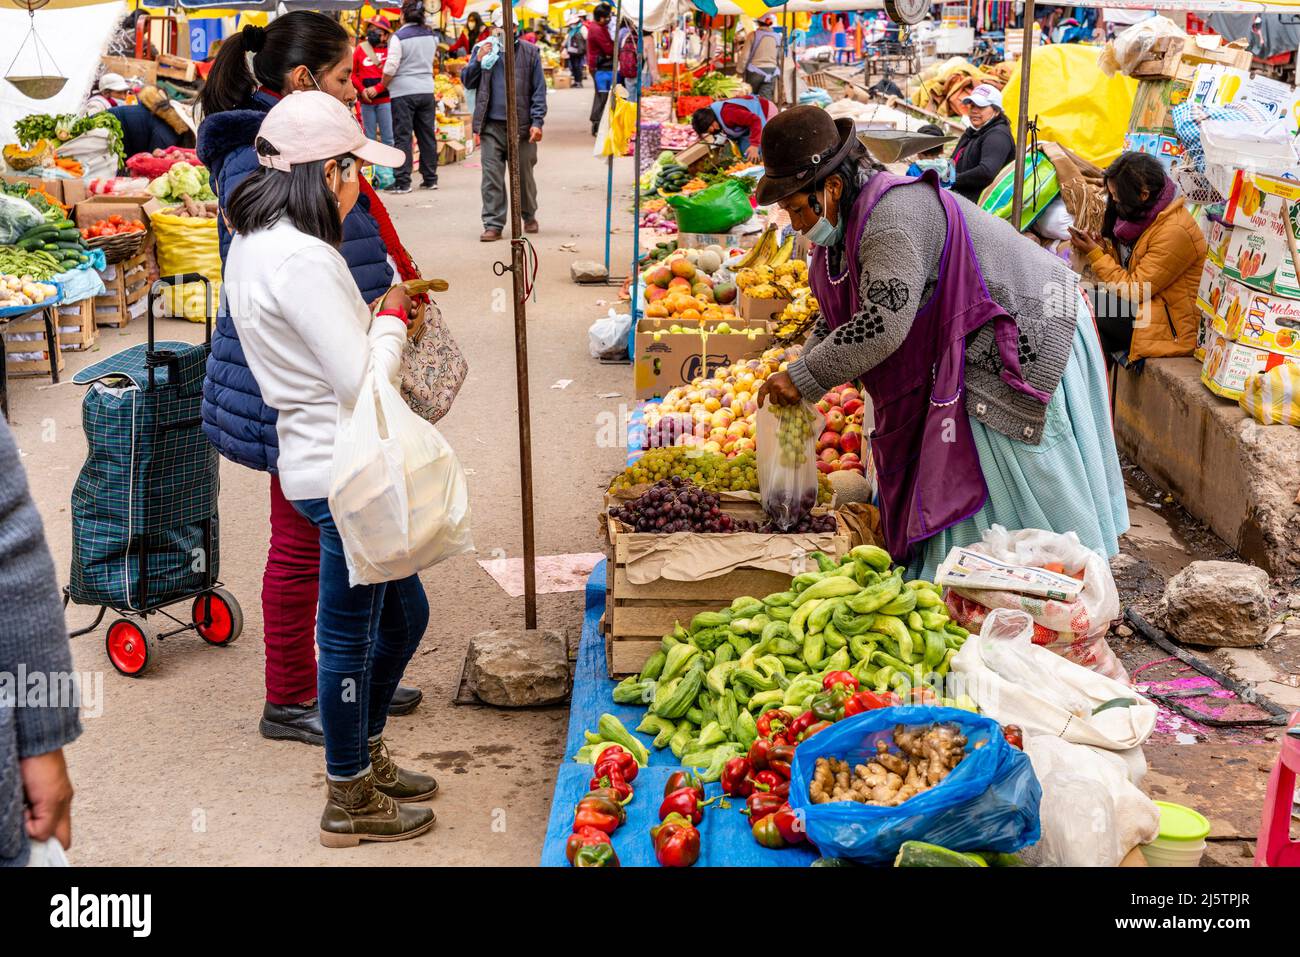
224;91;439;847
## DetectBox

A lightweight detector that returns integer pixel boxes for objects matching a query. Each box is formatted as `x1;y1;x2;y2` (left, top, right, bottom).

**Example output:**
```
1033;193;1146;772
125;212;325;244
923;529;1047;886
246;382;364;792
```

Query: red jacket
448;25;491;56
352;41;391;104
586;20;613;70
718;98;773;145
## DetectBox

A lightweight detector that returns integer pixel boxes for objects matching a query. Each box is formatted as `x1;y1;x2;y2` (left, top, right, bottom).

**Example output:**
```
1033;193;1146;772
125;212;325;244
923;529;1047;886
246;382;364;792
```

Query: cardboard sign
1188;63;1249;110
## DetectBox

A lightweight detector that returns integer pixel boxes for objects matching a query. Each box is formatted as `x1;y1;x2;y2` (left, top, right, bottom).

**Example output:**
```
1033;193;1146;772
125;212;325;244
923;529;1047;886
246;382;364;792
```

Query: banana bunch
732;226;795;271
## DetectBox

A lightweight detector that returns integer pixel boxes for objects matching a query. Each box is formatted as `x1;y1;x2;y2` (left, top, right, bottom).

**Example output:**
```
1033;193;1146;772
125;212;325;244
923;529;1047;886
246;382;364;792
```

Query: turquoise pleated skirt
907;300;1130;580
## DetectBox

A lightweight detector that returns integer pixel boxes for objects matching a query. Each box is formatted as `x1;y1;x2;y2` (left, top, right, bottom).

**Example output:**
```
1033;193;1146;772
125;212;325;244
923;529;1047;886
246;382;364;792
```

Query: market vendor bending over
755;106;1128;578
690;94;777;162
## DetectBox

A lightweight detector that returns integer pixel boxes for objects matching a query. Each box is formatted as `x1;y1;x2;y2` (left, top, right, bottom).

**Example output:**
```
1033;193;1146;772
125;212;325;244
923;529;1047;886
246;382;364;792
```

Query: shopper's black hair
594;3;613;21
690;108;717;136
226;139;347;247
199;12;350;117
1101;151;1168;241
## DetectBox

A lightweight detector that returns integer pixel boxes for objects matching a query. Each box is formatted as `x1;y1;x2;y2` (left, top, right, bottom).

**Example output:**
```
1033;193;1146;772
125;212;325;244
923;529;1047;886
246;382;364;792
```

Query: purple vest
808;170;1049;558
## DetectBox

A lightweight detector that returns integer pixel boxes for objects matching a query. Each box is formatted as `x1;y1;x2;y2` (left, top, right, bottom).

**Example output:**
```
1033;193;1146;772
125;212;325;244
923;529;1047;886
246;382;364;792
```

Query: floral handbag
397;296;468;424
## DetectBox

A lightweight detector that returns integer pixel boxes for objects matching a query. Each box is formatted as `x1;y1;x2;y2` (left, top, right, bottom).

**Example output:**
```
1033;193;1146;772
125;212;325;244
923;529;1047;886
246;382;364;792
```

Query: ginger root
805;723;970;808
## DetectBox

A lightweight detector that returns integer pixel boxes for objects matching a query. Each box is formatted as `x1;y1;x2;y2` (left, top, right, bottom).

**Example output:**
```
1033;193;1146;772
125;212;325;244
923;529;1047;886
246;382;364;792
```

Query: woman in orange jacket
1069;151;1207;366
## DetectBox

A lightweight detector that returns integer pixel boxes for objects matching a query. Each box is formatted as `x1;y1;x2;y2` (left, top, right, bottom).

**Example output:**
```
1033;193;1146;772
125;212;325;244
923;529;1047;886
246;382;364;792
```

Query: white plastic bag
58;129;119;181
588;308;631;359
1022;735;1160;867
757;400;822;530
1097;16;1185;77
953;609;1158;765
940;525;1126;681
329;361;474;586
1031;197;1074;241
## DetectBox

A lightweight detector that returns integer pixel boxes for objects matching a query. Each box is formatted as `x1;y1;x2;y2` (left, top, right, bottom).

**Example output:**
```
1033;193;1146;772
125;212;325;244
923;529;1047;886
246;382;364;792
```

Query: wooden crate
156;53;197;84
56;298;98;352
3;313;64;378
602;509;852;677
100;55;157;86
94;249;151;328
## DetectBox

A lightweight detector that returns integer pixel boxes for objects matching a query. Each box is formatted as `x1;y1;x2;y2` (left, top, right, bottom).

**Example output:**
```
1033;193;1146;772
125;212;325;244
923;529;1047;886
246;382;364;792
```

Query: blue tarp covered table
539;563;819;867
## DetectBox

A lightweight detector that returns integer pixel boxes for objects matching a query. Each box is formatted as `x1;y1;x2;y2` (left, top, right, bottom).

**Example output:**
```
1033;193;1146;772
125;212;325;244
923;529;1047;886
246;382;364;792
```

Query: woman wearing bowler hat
755;106;1128;578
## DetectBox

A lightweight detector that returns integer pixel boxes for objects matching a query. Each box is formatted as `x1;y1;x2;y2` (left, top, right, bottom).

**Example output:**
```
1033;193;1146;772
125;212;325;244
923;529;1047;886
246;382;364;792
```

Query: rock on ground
570;260;609;283
1158;560;1272;648
467;629;571;707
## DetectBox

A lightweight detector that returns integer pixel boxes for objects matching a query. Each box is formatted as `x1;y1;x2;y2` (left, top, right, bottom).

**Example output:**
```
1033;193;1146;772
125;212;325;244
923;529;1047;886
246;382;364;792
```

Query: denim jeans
291;498;429;778
359;100;394;146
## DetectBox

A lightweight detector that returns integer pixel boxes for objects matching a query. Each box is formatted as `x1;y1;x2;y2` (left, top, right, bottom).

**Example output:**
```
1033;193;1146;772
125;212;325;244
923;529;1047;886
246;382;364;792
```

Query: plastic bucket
1139;801;1210;867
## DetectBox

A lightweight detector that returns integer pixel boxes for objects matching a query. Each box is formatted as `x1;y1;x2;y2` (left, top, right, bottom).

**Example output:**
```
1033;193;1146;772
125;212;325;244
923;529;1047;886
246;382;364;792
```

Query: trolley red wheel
105;618;150;677
192;587;243;646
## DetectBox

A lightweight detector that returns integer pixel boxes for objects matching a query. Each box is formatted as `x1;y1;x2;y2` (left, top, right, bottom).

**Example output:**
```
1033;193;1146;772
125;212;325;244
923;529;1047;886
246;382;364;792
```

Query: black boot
388;685;423;716
260;701;325;746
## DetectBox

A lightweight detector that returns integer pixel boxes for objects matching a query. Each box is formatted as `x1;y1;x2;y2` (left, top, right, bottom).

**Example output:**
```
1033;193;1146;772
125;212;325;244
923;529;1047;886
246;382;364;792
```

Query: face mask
366;30;383;45
803;188;843;247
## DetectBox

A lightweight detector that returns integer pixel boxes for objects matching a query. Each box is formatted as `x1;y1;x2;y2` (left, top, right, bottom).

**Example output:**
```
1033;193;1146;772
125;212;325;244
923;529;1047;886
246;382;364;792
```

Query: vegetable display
81;215;147;239
808;722;968;807
0;273;57;310
651;812;701;866
0;246;71;281
15;112;125;165
609;446;834;504
7;213;91;273
147;162;217;205
893;841;1023;867
613;547;976;785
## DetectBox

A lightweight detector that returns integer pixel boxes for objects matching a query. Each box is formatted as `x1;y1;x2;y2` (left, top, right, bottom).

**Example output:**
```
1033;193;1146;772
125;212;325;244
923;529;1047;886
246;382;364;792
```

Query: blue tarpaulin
539;563;820;866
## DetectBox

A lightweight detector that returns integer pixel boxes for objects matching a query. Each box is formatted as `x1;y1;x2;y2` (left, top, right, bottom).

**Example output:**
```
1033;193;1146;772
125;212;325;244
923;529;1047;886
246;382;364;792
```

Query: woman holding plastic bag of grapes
223;91;444;848
755;107;1128;579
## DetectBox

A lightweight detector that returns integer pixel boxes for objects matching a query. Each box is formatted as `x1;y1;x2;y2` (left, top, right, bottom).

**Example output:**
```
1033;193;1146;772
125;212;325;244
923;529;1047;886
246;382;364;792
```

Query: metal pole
498;8;538;630
604;0;624;275
632;0;644;327
1009;0;1035;231
780;1;792;107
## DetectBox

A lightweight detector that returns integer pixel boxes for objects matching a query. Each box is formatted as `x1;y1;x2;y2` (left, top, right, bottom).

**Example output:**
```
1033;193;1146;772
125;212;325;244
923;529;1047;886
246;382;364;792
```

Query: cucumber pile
11;217;90;273
655;163;691;195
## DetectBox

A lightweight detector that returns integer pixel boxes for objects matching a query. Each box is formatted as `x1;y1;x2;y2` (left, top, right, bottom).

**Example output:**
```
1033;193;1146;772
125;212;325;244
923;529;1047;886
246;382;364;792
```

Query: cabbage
148;162;216;204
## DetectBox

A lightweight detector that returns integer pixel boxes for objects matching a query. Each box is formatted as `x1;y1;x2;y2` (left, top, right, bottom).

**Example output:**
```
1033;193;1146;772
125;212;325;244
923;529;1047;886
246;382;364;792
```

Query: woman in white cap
951;83;1015;203
224;90;438;848
84;73;132;116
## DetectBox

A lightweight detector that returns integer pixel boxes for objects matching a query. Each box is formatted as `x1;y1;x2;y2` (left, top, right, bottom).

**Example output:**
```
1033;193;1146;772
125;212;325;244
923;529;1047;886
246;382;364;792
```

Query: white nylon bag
329;360;473;586
953;609;1157;769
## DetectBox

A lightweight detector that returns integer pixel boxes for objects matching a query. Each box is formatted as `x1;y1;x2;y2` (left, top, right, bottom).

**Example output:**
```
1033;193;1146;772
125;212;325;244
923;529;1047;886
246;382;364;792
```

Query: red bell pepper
720;756;754;797
797;720;833;741
755;709;791;741
663;770;705;801
651;812;700;867
822;670;858;692
772;804;806;845
573;793;625;834
593;744;638;783
842;689;900;718
659;786;705;825
753;769;784;791
746;791;787;821
748;738;773;772
565;825;612;863
573;842;620;867
788;710;816;739
767;745;795;779
588;769;634;804
751;813;786;849
1003;724;1024;750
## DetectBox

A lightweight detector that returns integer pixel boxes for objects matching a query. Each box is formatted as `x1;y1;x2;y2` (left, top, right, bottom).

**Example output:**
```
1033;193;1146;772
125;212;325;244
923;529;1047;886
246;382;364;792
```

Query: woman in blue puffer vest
198;13;422;745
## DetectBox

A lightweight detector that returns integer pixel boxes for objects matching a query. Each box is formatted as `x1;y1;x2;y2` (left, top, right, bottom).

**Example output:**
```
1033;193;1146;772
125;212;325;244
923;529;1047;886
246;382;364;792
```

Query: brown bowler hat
755;106;858;206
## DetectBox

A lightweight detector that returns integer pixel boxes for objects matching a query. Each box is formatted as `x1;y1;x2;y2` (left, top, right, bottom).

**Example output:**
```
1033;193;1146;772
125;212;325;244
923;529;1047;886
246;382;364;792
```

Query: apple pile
815;384;867;476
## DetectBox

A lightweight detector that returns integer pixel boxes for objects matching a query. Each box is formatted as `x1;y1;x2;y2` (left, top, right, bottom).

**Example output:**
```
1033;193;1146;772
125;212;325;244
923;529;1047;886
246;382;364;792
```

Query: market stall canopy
1036;0;1300;11
710;0;884;11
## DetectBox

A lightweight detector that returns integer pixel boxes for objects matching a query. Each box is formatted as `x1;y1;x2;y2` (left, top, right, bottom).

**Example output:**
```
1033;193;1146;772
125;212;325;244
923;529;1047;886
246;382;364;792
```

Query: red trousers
262;475;320;704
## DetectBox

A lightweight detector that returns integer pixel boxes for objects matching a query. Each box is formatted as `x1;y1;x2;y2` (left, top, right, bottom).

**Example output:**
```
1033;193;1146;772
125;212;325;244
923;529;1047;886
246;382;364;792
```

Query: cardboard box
1188;63;1249;110
1128;78;1192;135
1;172;87;207
437;142;467;165
1211;277;1300;357
1201;327;1299;399
1221;219;1298;295
633;317;771;400
602;507;851;675
738;290;787;324
1132;36;1252;81
1122;131;1184;171
553;71;573;89
1196;258;1224;314
73;194;160;229
1204;218;1230;267
100;55;157;86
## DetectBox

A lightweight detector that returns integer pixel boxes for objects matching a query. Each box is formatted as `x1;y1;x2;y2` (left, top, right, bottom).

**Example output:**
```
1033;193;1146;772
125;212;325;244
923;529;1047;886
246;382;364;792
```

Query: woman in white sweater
224;91;437;847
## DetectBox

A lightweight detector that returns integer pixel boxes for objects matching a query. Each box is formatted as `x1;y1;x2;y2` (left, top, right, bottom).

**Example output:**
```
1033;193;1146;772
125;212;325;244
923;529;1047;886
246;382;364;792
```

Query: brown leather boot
319;771;435;848
370;738;439;803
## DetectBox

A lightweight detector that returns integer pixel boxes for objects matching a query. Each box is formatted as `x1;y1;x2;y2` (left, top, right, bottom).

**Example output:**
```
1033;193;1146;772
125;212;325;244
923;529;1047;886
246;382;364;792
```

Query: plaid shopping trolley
64;274;242;676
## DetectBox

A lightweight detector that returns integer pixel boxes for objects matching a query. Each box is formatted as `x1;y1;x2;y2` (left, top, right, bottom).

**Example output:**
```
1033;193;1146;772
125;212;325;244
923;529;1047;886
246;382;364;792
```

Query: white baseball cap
963;83;1003;110
99;72;129;92
257;91;405;172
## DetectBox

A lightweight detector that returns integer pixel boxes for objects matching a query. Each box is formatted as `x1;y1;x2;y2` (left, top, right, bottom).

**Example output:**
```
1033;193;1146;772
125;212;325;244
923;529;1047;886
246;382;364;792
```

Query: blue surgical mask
803;188;842;247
